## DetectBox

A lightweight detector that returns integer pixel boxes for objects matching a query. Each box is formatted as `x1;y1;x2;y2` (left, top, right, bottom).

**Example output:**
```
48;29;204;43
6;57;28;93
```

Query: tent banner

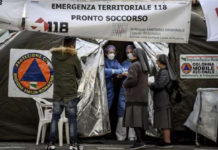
8;49;54;98
199;0;218;41
25;0;191;43
180;55;218;79
0;0;25;31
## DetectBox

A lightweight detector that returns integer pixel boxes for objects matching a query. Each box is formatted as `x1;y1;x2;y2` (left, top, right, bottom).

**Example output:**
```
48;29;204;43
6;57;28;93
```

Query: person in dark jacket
123;48;150;149
46;37;82;150
149;54;176;148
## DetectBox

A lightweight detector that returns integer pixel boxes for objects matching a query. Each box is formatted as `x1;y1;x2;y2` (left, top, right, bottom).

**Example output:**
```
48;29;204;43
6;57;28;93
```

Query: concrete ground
0;142;217;150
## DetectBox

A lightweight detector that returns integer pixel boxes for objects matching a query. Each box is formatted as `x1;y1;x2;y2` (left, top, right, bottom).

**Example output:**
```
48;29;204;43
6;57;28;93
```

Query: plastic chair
32;97;70;146
58;108;70;146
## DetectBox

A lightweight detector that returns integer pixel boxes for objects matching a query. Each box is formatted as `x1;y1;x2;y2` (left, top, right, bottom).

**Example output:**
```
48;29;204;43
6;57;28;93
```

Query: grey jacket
123;60;149;105
150;68;171;110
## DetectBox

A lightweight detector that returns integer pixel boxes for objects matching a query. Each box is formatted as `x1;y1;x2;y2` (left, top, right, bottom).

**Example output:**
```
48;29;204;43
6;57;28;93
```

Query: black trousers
134;127;145;143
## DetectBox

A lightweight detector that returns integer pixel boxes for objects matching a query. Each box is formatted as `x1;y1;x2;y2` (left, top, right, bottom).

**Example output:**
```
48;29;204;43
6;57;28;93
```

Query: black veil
133;48;150;74
157;54;177;81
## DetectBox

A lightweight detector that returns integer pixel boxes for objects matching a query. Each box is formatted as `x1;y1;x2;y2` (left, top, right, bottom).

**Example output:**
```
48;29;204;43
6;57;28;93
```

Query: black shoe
129;142;145;150
45;143;55;150
156;141;173;148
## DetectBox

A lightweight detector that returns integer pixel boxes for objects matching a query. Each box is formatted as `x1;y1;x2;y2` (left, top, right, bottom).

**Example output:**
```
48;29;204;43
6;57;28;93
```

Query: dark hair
157;54;167;65
64;36;76;47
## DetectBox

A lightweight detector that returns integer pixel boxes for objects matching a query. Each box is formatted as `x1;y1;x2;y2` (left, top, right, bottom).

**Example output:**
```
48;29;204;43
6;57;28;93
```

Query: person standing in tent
148;54;176;148
123;48;150;149
104;45;123;109
116;45;136;141
46;37;82;150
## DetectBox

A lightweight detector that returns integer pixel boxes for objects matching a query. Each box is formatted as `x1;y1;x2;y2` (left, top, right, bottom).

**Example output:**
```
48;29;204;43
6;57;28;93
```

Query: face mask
127;53;134;60
107;53;115;60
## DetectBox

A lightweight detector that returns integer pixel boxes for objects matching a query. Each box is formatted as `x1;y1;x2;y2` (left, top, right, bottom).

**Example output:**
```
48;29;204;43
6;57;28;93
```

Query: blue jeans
49;98;78;144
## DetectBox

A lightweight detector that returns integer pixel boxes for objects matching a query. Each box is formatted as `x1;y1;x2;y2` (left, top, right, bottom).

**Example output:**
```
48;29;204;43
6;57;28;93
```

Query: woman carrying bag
149;54;176;148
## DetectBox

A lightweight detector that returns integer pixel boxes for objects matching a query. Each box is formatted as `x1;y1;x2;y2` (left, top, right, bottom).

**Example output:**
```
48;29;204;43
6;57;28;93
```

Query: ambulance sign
8;49;54;98
180;55;218;79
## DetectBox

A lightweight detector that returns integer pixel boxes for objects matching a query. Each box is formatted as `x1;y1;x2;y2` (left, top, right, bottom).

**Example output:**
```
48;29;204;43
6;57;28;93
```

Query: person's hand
116;74;123;78
112;69;122;75
147;82;151;87
122;68;128;72
122;72;128;77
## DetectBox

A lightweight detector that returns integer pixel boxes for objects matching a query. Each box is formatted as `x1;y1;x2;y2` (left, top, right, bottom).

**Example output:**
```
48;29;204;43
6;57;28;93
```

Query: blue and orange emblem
13;53;53;95
181;63;192;74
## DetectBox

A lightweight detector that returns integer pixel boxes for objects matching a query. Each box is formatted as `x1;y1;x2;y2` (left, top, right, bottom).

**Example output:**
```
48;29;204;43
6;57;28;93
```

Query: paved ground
0;142;217;150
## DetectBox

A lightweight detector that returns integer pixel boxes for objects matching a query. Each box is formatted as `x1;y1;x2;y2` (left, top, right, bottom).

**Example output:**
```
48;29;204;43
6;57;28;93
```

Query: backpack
165;80;177;95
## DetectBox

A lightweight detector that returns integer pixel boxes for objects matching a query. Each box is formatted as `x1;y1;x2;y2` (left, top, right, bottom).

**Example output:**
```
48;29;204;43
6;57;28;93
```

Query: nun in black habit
123;48;150;149
149;54;176;147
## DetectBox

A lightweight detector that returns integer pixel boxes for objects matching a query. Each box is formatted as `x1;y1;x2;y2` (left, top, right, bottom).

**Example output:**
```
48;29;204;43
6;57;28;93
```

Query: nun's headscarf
104;45;116;53
133;48;150;73
157;54;177;81
125;45;134;52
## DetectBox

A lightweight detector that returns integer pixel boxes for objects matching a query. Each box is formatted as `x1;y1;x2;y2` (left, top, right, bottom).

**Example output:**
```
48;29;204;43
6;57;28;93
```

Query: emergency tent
169;13;218;131
0;12;217;142
0;29;13;45
0;29;166;140
0;31;111;140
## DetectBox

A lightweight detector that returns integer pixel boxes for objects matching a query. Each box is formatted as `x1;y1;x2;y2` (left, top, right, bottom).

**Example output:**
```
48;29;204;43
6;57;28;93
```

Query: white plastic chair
58;108;70;146
32;97;70;146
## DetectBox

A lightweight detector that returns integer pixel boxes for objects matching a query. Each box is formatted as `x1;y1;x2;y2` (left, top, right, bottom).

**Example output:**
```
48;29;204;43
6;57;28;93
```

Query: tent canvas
1;13;218;142
0;29;168;140
169;13;218;132
0;31;112;140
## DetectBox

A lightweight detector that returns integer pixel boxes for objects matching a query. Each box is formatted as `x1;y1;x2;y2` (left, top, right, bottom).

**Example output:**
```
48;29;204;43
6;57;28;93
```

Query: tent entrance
104;41;134;139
